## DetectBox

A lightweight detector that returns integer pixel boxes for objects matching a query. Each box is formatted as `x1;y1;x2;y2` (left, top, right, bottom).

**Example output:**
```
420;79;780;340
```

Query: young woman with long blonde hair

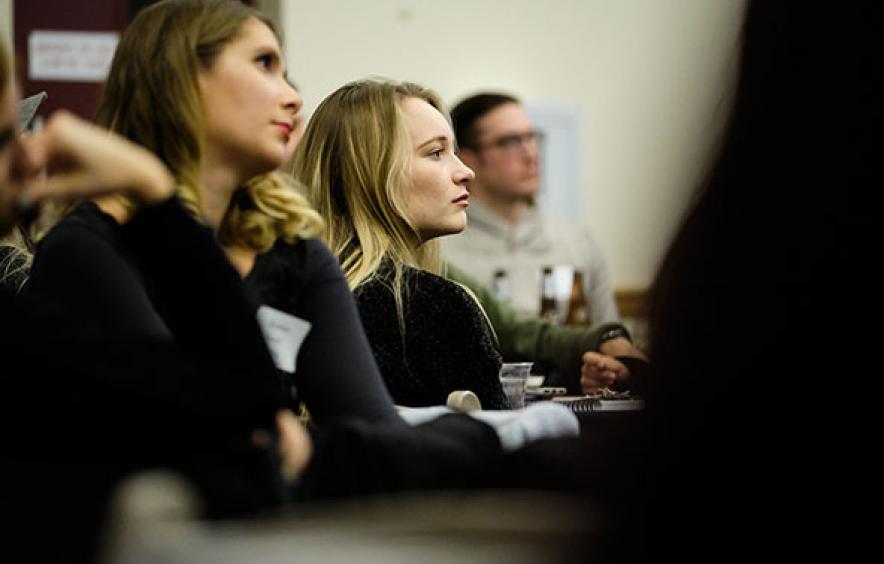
293;79;508;409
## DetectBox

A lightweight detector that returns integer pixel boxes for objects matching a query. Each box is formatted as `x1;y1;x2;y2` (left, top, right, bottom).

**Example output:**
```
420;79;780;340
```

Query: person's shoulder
40;202;118;247
357;266;464;304
270;236;337;264
406;267;458;291
27;204;134;296
299;236;339;264
258;236;338;277
404;268;478;310
36;203;125;264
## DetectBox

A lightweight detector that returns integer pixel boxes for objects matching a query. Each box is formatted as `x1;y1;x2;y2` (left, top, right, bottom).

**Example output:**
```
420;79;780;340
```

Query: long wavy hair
292;79;445;283
291;79;445;325
96;0;320;250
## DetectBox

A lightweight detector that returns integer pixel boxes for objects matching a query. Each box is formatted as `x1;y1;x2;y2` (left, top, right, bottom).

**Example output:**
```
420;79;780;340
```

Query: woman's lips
453;193;470;206
274;122;293;136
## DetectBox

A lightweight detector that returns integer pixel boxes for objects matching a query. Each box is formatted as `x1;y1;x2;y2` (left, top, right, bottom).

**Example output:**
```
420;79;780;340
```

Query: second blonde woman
293;80;508;409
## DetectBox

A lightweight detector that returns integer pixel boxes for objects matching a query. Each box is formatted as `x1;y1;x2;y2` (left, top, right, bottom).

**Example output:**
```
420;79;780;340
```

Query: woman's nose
283;81;302;115
454;157;475;185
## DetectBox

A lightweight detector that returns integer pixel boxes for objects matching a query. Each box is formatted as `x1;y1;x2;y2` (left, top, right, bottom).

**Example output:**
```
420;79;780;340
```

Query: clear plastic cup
499;362;533;409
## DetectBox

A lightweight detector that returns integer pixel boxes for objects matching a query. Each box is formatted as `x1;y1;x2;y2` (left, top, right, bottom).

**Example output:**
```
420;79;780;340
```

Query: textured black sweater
355;266;508;409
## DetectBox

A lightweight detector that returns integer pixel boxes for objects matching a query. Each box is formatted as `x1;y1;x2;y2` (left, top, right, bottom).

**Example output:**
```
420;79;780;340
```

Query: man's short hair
450;92;520;150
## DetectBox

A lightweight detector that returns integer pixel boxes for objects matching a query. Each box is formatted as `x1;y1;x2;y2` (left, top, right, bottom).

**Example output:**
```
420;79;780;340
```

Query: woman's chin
417;224;465;243
443;218;467;238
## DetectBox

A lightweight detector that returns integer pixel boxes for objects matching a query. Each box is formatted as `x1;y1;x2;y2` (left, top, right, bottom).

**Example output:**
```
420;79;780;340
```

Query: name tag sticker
256;305;311;373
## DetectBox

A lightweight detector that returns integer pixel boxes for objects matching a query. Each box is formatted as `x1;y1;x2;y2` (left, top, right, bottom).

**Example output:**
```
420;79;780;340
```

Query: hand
580;351;629;394
598;336;648;361
274;409;313;484
251;409;313;484
1;126;38;234
18;110;174;207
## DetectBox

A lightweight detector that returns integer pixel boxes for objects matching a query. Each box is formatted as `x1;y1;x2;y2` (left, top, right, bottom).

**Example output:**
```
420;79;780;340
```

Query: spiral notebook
552;395;645;414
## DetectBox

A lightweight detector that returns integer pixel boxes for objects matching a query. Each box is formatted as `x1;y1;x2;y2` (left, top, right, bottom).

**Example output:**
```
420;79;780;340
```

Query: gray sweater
443;201;619;324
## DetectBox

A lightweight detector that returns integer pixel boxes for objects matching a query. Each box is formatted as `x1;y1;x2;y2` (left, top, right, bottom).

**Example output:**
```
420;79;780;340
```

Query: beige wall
0;0;12;44
282;0;745;289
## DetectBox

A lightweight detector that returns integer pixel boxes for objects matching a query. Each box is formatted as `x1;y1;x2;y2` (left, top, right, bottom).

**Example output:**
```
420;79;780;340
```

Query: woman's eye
256;54;274;69
428;148;443;159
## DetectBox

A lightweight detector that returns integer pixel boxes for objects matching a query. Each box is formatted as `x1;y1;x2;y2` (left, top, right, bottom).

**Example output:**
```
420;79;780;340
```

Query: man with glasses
445;92;619;325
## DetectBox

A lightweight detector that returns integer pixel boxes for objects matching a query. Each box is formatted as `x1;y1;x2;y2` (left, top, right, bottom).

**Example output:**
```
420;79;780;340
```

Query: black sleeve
286;240;402;425
358;273;509;410
12;199;289;519
121;198;285;423
296;414;502;500
27;203;169;340
26;199;285;432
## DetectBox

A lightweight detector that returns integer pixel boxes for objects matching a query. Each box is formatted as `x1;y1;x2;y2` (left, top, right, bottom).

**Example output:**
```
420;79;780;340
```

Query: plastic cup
499;362;533;409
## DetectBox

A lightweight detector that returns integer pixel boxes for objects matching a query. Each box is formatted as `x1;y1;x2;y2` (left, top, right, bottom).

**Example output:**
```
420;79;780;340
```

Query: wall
281;0;746;289
0;0;11;46
13;0;128;120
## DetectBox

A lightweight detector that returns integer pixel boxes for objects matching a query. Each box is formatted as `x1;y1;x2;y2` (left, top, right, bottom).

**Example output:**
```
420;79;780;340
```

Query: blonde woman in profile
27;0;401;425
293;80;508;409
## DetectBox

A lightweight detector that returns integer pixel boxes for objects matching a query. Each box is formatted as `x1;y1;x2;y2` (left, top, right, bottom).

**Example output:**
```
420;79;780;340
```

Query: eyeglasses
475;130;544;154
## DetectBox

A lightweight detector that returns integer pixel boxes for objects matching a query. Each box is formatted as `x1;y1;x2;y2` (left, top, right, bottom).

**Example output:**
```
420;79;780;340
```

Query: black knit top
355;266;508;409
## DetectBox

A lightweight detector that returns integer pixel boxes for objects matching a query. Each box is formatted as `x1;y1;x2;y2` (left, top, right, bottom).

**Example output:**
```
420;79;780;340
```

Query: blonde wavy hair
96;0;319;251
291;79;446;328
1;229;31;294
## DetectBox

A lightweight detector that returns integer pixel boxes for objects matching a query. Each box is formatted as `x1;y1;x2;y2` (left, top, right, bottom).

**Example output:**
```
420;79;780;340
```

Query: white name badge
256;305;312;374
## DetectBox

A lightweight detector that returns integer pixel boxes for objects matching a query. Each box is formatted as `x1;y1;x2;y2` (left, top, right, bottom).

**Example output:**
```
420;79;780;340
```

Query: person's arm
285;239;402;425
21;112;289;437
27;198;287;427
24;112;283;409
21;111;171;203
122;198;286;425
448;263;626;393
8;111;296;514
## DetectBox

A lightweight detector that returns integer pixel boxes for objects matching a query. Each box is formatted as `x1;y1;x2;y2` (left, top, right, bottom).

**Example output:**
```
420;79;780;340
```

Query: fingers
275;409;313;484
581;351;630;394
580;371;616;394
249;410;313;484
12;131;48;179
582;352;629;374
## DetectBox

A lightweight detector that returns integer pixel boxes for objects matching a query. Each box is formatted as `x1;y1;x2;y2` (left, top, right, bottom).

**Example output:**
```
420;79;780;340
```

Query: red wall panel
14;1;129;121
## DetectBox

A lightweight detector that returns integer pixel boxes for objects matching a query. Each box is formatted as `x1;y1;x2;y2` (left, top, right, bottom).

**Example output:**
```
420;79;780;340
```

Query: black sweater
8;198;289;561
355;266;508;409
28;201;400;426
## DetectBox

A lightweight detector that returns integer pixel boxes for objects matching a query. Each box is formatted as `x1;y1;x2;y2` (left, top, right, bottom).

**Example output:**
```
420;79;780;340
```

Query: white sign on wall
28;31;119;82
525;104;583;223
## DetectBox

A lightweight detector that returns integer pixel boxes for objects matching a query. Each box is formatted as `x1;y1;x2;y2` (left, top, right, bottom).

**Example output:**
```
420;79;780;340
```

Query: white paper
28;31;119;82
256;305;311;374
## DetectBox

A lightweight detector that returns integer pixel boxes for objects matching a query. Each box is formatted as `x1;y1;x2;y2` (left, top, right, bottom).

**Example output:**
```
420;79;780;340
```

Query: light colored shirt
443;201;619;324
